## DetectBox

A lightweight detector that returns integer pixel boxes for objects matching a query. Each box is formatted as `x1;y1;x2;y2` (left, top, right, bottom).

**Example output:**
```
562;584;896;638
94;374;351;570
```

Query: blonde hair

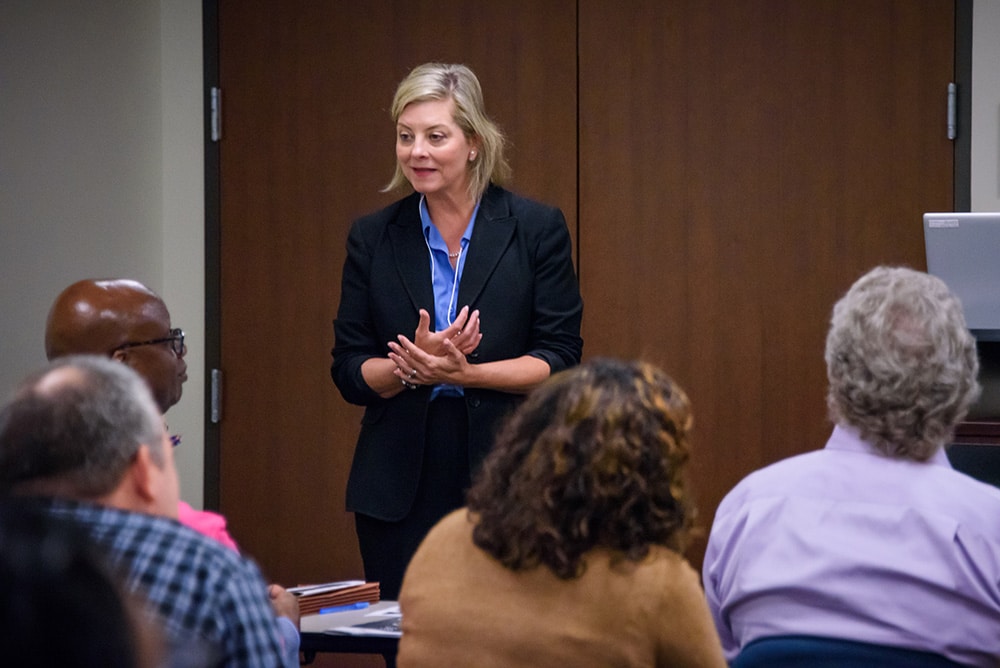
382;63;510;200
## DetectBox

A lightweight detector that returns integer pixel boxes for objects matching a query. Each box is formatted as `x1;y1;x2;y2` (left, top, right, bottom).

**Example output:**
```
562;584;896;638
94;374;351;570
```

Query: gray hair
824;266;980;460
382;62;511;200
0;355;165;498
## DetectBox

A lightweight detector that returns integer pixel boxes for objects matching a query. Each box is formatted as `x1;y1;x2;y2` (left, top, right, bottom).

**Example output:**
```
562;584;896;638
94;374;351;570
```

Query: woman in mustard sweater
397;358;726;667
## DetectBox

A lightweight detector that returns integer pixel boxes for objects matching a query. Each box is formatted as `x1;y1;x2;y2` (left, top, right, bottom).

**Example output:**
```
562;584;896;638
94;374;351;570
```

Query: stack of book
288;580;381;616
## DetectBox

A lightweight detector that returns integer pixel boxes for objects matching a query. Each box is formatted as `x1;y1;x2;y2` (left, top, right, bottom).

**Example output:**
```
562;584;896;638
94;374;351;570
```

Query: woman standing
331;62;583;599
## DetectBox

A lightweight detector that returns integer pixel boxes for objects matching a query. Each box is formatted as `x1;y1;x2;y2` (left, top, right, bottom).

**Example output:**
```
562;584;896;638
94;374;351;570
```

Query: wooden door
577;0;955;567
215;0;577;596
213;0;955;641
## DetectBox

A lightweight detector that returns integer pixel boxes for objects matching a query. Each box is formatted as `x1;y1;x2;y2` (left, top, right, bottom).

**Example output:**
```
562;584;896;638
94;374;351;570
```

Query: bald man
44;279;300;661
46;279;187;414
43;280;234;538
0;355;291;667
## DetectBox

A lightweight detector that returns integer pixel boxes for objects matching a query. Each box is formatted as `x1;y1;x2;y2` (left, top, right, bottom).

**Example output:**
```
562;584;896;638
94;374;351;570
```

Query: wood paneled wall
214;3;955;645
576;0;954;563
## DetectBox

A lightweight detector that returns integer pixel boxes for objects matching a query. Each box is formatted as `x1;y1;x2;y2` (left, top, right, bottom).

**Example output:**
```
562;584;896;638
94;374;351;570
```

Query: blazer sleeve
330;213;386;406
523;204;583;373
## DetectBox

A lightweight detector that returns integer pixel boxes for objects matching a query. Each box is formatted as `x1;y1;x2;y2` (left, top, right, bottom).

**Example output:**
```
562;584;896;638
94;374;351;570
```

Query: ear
128;445;158;505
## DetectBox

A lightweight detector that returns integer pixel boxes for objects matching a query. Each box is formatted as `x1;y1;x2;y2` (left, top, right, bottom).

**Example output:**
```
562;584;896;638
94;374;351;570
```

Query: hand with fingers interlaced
388;331;472;390
413;306;482;357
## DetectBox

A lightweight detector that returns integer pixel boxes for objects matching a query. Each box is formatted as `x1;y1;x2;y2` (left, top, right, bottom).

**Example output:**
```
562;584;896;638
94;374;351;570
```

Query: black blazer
331;185;584;521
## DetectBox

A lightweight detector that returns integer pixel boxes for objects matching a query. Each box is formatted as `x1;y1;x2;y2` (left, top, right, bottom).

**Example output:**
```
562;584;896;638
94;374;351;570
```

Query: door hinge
210;87;222;142
946;82;957;141
210;368;222;423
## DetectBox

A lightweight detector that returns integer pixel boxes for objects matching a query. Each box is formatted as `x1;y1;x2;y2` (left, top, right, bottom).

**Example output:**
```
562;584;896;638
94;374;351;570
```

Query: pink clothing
177;500;240;552
177;501;299;661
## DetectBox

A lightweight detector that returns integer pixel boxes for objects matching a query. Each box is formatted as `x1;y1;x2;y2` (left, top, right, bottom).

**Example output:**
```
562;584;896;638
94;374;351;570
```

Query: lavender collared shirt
704;424;1000;666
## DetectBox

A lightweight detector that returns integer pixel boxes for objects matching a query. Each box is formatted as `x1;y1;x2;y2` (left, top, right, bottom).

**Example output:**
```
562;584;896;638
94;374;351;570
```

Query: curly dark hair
468;358;695;580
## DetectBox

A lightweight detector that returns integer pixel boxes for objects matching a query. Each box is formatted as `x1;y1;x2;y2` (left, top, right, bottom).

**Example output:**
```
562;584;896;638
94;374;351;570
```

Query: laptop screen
923;212;1000;339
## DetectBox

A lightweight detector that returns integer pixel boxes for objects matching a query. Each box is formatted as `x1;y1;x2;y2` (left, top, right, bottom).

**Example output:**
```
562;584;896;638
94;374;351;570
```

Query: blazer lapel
459;188;515;307
388;195;435;314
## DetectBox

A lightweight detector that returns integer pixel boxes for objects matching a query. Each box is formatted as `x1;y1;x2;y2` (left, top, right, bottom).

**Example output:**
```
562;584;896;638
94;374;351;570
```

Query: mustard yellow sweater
398;509;727;668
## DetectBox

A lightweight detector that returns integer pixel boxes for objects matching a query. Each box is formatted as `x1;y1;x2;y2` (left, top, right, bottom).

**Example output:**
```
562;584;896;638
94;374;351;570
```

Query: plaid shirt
38;498;287;668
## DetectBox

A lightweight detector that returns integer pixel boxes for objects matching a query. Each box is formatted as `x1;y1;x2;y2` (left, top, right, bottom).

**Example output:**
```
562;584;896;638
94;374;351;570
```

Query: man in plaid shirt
0;355;292;667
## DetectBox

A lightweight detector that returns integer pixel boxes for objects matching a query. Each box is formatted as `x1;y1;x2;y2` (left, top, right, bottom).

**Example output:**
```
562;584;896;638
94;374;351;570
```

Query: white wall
1;2;998;507
0;0;205;507
159;1;205;508
972;0;1000;212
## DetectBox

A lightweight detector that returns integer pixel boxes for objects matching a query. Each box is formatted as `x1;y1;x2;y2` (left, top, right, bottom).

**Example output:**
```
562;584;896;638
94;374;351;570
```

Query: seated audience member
0;500;162;668
45;278;236;548
397;358;727;667
703;266;1000;667
44;278;300;653
0;355;293;667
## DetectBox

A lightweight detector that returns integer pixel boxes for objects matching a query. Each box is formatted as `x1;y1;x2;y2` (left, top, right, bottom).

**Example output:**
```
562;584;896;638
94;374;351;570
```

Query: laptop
923;212;1000;339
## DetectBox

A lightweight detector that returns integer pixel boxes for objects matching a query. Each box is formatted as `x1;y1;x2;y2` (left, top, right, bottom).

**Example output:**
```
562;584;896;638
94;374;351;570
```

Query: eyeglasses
114;328;185;356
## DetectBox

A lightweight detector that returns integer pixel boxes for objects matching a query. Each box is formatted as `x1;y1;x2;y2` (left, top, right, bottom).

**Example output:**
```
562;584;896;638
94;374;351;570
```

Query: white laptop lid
923;212;1000;336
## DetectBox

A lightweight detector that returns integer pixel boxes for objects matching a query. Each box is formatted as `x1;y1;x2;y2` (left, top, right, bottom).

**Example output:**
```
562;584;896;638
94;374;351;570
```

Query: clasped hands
388;306;482;388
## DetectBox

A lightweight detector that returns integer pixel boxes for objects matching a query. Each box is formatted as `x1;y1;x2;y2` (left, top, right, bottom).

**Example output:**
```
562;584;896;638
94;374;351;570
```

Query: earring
469;150;476;160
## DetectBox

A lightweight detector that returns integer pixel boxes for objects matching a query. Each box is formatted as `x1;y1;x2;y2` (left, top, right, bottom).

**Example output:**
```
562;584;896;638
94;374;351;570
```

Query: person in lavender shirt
703;265;1000;667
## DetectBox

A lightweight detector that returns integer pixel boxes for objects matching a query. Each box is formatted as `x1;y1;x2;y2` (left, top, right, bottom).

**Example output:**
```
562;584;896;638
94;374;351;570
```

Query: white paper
367;604;401;616
288;580;366;596
327;616;402;637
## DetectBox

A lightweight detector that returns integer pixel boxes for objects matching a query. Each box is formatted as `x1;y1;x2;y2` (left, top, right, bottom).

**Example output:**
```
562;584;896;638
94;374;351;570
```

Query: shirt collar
419;195;480;243
826;423;952;467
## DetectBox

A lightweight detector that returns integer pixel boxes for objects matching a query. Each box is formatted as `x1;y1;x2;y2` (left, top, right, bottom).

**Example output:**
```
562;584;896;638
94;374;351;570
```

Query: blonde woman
331;63;583;599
